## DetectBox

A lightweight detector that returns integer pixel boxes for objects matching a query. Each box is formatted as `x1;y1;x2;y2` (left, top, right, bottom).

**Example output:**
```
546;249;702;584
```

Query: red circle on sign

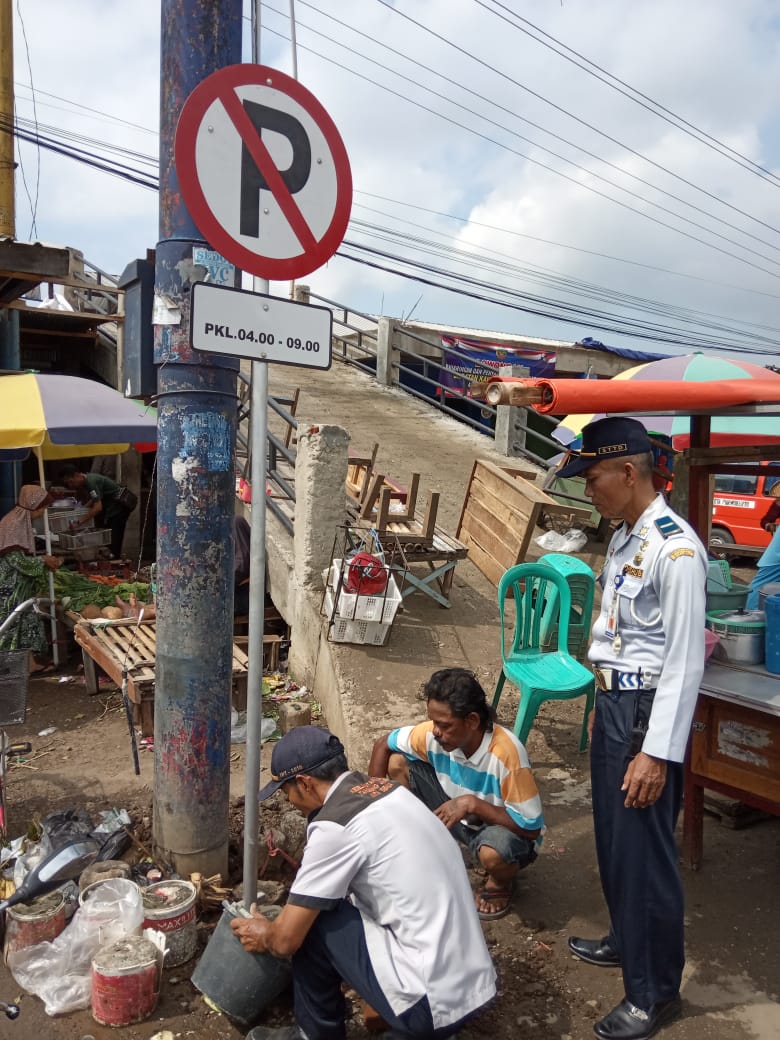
175;63;352;280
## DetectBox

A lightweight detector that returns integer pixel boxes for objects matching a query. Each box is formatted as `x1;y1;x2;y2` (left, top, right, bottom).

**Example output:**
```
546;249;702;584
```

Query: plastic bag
10;877;143;1015
231;708;277;744
534;528;589;553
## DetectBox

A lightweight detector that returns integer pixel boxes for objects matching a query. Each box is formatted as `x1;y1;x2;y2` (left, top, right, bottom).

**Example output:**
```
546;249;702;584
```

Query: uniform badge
669;547;695;561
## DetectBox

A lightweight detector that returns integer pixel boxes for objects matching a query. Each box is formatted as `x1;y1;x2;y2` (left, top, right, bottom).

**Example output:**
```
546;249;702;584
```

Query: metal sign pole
242;0;268;913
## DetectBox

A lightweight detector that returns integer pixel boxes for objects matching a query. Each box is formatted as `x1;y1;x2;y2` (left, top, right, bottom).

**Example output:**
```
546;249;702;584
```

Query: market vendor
368;667;543;920
58;463;133;559
746;521;780;609
0;485;63;673
231;726;496;1040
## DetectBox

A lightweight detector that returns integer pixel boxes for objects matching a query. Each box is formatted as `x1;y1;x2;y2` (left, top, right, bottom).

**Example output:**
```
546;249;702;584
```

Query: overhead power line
479;0;780;188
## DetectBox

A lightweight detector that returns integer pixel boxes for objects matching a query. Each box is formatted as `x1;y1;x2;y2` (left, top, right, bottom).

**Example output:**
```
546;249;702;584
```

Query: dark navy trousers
293;900;469;1040
590;688;685;1012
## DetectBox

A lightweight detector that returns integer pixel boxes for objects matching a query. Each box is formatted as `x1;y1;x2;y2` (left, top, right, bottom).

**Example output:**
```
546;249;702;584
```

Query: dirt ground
1;362;778;1038
0;666;777;1040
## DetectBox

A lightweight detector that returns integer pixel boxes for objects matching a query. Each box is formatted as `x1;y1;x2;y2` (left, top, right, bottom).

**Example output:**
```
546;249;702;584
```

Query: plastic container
3;891;66;964
141;879;197;967
324;589;392;645
327;560;401;623
190;906;291;1026
91;935;160;1026
764;594;780;676
58;528;112;549
758;582;780;612
46;508;93;535
705;580;749;613
705;609;766;665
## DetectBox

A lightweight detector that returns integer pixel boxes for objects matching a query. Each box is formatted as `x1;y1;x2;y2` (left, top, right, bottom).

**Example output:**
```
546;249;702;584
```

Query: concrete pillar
494;364;529;456
293;424;349;589
375;316;396;386
293;284;310;304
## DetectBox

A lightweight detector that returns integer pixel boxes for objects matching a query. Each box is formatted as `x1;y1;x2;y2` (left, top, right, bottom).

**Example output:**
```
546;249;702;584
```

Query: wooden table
74;618;250;737
683;661;780;869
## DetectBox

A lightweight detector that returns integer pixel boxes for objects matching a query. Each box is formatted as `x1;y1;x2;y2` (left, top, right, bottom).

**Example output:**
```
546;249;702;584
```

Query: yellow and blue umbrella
0;372;157;459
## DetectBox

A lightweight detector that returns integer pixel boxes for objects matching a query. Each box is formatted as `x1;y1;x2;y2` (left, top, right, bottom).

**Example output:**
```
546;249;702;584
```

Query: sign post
175;59;351;909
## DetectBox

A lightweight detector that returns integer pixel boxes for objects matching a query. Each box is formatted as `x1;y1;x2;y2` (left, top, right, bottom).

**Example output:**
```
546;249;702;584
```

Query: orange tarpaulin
485;377;780;415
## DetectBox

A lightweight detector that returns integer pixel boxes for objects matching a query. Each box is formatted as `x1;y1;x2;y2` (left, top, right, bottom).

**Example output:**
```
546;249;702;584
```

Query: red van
711;465;780;552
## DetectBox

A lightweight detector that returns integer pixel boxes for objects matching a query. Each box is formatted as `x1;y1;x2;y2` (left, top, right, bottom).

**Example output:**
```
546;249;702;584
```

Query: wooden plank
463;495;523;552
419;491;439;542
460;511;519;571
456;460;479;536
461;538;507;588
469;466;531;517
468;475;531;532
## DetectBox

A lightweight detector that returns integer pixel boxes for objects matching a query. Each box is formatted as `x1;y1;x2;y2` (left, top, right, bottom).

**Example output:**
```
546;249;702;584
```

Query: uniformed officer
557;417;706;1040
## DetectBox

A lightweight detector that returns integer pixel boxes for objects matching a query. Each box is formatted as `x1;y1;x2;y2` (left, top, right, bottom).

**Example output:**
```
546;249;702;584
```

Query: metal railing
236;371;297;536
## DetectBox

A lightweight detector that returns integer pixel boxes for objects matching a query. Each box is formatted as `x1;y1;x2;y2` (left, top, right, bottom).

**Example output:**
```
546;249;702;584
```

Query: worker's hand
621;751;667;809
230;903;271;953
43;555;63;571
587;704;596;742
434;795;474;829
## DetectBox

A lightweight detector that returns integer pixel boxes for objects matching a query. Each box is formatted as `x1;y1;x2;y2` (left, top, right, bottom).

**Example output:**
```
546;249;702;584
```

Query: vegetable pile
53;569;151;614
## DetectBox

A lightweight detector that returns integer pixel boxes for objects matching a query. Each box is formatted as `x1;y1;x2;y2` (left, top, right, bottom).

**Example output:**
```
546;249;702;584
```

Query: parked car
711;465;780;552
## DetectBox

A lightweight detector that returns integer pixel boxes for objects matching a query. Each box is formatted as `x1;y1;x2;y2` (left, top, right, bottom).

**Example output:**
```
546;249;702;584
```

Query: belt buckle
594;667;609;692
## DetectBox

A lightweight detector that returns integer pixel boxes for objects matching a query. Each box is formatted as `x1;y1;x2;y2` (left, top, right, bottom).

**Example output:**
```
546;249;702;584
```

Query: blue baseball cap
557;416;653;479
258;726;345;800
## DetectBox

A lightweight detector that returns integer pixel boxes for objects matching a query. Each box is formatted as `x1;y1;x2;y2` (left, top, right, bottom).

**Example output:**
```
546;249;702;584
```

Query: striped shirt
388;721;544;832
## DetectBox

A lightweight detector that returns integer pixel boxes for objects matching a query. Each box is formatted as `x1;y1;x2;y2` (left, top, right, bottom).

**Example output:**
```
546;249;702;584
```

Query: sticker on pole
175;64;352;281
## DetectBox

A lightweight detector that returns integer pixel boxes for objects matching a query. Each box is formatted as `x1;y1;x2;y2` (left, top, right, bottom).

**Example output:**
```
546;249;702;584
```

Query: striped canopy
0;372;157;460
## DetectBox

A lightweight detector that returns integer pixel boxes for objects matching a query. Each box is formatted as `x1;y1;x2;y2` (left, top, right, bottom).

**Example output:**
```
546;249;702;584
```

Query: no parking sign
175;64;352;280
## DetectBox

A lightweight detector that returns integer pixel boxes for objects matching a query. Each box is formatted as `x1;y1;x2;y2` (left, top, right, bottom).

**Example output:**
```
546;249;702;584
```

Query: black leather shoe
568;935;621;967
593;996;682;1040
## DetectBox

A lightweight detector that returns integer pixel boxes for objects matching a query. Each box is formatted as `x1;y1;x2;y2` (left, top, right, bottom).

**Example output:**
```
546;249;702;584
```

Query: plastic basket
0;650;30;727
58;528;112;549
46;508;93;535
706;559;732;592
326;561;401;623
324;590;392;645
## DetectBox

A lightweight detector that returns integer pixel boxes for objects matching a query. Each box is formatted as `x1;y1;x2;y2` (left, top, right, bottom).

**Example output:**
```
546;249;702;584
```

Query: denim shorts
407;759;537;869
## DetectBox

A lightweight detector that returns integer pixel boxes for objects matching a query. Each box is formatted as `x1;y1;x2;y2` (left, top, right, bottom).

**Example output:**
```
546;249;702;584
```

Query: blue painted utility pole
154;0;242;877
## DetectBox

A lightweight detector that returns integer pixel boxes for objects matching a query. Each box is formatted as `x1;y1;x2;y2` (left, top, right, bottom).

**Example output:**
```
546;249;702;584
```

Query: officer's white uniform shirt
589;494;707;762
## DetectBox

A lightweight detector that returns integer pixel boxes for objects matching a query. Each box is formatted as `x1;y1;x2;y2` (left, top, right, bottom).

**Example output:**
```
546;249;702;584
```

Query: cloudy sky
9;0;780;363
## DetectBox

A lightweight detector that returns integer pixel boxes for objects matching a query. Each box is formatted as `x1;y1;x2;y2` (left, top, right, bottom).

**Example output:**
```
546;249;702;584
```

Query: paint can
91;935;161;1026
190;906;291;1026
141;879;198;966
3;890;66;964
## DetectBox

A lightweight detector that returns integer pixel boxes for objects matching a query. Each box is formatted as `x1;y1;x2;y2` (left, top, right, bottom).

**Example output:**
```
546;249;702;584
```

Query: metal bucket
190;906;291;1026
91;935;160;1026
141;879;198;967
3;890;66;964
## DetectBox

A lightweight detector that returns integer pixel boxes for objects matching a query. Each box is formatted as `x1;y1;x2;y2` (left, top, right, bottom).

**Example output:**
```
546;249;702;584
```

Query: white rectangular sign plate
191;282;332;369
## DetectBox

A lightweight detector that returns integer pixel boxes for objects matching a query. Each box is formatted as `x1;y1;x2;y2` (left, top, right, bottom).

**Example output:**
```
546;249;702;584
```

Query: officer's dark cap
557;416;653;479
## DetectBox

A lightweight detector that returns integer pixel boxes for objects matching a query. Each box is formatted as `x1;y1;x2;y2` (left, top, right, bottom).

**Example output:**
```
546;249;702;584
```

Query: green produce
53;570;150;613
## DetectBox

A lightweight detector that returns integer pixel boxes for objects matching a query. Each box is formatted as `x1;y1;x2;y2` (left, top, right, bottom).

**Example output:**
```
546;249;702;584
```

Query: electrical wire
259;21;780;281
480;0;780;187
372;0;780;227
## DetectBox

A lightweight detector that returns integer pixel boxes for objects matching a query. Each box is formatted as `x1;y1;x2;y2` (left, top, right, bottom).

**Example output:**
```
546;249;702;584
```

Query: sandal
476;882;515;920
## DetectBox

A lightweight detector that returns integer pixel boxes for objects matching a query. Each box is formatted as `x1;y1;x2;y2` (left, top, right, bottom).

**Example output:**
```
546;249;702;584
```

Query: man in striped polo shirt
369;667;543;919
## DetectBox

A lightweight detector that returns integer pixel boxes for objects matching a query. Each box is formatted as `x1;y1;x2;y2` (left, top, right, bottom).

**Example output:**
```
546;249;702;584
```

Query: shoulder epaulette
655;516;683;539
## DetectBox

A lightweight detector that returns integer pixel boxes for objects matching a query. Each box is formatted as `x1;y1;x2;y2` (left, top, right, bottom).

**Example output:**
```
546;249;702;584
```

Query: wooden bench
74;618;250;737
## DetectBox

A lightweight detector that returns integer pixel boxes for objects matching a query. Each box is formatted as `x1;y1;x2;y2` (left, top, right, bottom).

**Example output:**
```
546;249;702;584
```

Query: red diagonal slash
220;86;318;255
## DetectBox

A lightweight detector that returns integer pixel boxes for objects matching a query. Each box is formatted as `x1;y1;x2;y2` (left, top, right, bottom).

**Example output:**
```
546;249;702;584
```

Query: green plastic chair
493;562;595;751
538;552;596;664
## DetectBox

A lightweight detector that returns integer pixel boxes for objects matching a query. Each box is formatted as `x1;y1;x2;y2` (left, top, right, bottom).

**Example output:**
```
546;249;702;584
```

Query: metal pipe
242;0;267;913
153;0;242;879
